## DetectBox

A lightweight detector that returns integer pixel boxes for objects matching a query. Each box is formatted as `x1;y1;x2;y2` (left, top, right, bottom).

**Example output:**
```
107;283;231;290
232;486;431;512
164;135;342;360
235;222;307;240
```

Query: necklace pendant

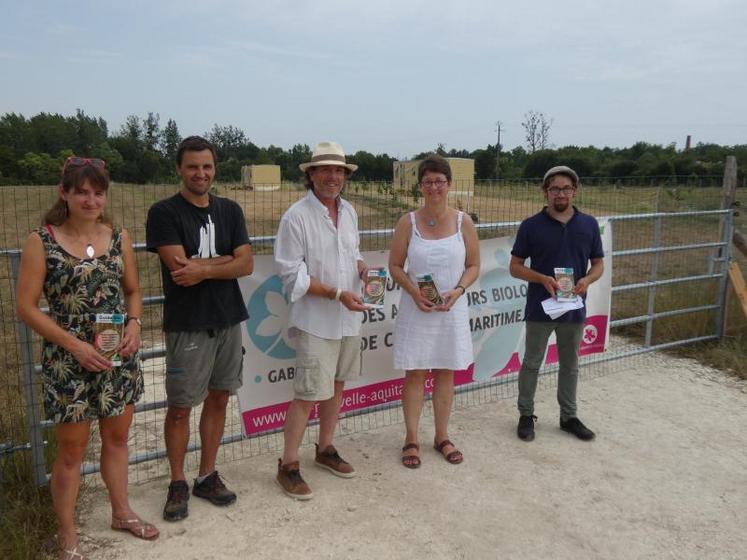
427;218;436;227
85;244;95;258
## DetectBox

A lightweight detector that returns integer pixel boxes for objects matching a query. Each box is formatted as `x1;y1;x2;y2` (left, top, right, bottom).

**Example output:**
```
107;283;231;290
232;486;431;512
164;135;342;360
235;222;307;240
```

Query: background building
241;164;281;190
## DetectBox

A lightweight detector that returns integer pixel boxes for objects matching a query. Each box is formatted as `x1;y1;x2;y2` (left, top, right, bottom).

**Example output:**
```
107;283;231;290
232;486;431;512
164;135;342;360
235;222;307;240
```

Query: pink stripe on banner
242;365;476;435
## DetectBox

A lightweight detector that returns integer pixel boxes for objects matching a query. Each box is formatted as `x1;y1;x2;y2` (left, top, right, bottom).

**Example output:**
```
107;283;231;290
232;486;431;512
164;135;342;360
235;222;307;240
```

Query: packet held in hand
554;267;577;302
93;313;124;366
416;273;444;306
363;267;387;308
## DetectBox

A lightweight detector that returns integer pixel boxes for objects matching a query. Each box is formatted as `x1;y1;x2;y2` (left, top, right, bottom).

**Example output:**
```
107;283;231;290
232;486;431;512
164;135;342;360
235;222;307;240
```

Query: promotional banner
237;220;612;435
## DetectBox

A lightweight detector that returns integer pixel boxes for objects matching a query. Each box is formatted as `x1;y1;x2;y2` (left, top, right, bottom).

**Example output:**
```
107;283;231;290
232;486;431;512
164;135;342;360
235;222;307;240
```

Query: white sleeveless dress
392;211;473;371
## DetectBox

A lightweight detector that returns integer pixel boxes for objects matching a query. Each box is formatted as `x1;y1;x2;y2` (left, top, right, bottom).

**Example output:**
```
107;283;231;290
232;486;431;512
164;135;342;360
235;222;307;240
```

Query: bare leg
281;399;316;465
317;381;344;450
99;405;135;519
402;370;427;459
198;390;229;476
432;369;458;456
164;405;191;482
51;421;91;551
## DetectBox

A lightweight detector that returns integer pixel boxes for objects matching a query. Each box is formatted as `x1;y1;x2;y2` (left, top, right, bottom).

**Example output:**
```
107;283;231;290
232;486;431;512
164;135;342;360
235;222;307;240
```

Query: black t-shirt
146;192;250;332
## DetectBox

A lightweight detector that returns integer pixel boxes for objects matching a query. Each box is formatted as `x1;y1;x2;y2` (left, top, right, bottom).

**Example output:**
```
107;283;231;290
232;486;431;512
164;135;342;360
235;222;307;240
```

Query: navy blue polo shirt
511;206;604;323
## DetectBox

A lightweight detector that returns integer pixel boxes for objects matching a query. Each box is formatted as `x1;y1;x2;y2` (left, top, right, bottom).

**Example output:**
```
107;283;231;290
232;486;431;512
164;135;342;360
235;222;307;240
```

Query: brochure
93;313;124;367
416;273;444;306
363;267;387;308
554;267;577;302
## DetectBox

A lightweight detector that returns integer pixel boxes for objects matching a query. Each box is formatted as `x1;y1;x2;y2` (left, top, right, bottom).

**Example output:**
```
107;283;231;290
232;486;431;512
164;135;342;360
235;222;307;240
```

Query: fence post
645;216;662;347
716;209;734;339
719;156;738;252
9;252;49;486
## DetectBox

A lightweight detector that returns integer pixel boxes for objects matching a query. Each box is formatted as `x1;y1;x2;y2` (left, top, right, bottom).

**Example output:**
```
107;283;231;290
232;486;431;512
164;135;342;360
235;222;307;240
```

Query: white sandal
60;544;85;560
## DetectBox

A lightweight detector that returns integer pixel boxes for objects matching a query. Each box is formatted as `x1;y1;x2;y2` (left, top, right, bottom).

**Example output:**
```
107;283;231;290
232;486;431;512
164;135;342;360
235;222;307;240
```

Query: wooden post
721;155;737;214
717;156;738;262
728;262;747;320
734;229;747;259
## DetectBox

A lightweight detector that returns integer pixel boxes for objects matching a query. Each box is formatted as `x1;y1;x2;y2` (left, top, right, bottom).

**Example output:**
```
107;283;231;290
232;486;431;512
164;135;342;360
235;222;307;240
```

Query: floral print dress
37;226;144;423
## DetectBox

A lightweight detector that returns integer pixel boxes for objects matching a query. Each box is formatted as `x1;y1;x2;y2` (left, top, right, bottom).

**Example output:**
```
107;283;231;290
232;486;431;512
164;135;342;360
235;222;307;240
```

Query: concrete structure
241;164;281;191
393;157;475;211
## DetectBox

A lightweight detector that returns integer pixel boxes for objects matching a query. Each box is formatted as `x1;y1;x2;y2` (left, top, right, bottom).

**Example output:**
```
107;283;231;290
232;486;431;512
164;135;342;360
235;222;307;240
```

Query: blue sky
1;0;745;158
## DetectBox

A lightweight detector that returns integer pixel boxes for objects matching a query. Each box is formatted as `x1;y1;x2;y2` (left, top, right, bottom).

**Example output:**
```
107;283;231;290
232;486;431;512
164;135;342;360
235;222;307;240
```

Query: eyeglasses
64;157;106;170
547;186;576;196
420;179;448;189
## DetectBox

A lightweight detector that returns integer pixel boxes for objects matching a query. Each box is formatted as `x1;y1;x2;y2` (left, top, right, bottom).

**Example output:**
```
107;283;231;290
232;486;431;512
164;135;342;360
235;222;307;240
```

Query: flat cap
543;165;579;186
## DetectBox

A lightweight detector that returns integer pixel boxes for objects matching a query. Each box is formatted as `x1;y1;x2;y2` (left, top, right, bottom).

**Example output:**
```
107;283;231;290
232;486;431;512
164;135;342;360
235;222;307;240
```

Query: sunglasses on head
64;157;106;170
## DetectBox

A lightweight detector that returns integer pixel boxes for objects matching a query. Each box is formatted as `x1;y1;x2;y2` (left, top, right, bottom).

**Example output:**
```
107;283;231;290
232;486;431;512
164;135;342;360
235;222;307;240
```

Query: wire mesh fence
0;176;742;486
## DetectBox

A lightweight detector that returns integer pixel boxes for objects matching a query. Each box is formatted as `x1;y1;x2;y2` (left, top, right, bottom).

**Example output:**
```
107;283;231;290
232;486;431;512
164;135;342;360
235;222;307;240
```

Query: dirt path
79;353;747;560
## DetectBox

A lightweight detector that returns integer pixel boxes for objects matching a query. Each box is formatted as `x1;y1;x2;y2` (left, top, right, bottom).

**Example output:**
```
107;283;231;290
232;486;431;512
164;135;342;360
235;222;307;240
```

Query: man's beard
552;199;570;212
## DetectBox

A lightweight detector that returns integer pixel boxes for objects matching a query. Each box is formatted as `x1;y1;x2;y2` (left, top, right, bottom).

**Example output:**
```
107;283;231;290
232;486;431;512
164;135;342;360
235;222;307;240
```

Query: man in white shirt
274;141;368;500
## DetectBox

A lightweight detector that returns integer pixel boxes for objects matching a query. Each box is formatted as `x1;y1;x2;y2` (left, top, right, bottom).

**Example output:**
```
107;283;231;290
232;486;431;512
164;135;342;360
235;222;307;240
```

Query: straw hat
299;141;358;172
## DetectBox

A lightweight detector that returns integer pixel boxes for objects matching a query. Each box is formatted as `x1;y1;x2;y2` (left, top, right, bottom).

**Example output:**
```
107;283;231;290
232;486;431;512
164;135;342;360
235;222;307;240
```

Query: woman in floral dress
16;157;158;559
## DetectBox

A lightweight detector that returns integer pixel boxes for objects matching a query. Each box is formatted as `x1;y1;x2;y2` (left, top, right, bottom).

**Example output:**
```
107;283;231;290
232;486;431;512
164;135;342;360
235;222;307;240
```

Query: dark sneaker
314;444;356;478
192;471;237;506
560;417;596;441
163;480;189;522
276;459;313;500
517;415;538;441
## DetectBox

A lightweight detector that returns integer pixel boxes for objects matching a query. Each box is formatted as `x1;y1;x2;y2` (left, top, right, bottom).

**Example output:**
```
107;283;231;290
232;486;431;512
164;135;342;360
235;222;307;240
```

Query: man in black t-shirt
146;136;253;522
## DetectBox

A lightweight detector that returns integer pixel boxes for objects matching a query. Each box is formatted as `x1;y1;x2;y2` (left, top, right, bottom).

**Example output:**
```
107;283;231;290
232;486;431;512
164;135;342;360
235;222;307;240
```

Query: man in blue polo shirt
509;165;604;442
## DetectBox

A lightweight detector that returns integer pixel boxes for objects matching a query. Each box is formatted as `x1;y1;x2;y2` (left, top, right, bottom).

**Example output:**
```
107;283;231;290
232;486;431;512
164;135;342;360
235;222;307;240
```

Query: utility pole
494;121;502;179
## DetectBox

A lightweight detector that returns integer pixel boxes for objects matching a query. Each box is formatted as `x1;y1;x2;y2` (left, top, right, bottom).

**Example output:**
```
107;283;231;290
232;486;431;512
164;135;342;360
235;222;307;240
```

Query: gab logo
245;276;296;359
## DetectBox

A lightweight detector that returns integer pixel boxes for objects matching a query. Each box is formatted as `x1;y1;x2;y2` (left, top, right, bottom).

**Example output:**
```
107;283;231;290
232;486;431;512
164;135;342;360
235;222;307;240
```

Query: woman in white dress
389;155;480;468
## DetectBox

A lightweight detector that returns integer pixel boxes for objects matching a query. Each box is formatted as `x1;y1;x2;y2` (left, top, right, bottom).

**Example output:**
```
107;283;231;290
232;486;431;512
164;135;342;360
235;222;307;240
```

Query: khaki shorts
165;324;244;408
293;331;362;401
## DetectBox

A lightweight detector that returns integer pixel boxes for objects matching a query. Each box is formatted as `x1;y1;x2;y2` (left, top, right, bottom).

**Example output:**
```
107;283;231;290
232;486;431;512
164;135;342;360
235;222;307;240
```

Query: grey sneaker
517;415;538;441
560;417;596;441
192;471;236;506
163;480;189;521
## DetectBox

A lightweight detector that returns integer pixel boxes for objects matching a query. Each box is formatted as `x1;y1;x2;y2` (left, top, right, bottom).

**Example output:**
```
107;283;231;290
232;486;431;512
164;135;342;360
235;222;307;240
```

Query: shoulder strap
110;228;121;253
457;211;464;232
409;212;421;238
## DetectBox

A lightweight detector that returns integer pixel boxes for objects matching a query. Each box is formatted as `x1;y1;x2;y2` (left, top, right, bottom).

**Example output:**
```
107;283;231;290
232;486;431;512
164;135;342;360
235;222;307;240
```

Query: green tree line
1;111;745;185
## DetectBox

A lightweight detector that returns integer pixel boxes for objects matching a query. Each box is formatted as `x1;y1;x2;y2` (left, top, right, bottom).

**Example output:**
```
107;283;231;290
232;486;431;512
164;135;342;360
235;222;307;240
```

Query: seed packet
363;268;387;308
416;273;444;306
554;267;577;302
93;313;124;367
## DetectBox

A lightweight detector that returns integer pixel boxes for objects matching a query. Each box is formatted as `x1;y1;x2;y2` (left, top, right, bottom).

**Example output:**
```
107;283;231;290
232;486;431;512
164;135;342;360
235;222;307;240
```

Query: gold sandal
111;515;160;540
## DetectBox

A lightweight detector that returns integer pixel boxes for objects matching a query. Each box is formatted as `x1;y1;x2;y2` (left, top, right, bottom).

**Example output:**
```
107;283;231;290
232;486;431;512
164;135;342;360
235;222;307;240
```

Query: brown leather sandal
111;515;160;540
434;439;463;464
401;442;421;469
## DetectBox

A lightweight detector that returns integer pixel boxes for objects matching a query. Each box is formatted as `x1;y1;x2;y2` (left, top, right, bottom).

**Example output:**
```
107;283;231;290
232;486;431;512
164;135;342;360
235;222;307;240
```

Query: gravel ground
76;350;747;560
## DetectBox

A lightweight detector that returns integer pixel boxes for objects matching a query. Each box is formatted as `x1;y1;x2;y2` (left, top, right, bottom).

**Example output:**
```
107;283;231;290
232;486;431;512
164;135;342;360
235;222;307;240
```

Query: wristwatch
126;316;142;327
